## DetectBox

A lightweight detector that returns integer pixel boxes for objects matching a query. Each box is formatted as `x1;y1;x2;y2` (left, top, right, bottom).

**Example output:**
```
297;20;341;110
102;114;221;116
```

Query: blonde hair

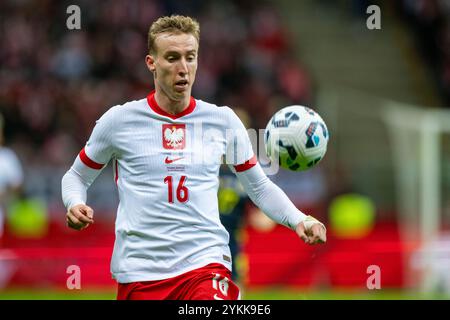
148;15;200;55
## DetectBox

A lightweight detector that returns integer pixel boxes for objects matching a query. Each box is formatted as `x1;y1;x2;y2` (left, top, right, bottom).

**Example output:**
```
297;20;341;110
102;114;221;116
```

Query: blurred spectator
0;113;24;239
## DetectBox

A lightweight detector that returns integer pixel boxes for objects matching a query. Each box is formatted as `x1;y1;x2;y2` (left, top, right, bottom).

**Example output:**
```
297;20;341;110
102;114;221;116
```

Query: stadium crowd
397;0;450;105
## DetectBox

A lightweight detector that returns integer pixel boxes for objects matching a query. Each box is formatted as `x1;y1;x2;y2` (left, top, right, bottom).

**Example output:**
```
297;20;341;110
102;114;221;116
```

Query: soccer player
0;113;24;289
61;15;326;300
0;113;24;241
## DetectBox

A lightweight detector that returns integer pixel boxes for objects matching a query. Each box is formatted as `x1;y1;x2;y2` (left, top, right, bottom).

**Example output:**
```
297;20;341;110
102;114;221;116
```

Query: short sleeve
224;107;257;172
79;107;117;169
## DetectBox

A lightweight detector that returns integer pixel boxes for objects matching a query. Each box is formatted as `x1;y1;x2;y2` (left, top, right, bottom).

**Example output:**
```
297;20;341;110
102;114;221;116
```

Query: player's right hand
66;204;94;231
295;215;326;245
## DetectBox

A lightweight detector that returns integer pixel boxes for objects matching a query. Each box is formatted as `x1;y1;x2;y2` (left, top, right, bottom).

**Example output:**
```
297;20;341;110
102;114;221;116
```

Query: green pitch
0;287;449;300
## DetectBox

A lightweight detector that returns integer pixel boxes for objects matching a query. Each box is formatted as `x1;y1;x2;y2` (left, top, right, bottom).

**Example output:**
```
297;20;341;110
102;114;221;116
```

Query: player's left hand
295;215;327;245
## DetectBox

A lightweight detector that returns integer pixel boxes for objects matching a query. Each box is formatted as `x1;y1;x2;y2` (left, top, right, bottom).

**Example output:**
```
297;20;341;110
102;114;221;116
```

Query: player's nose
178;58;188;75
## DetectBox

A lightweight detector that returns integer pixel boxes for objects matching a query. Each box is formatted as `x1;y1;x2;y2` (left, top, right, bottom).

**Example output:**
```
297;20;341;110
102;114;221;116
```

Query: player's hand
295;215;326;245
66;204;94;231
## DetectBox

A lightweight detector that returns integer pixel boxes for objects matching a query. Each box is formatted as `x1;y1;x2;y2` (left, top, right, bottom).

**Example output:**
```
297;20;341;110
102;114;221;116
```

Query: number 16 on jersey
164;175;189;203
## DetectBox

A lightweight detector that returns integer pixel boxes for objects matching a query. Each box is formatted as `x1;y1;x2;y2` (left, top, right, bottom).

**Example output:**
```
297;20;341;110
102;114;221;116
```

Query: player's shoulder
98;98;147;121
104;98;146;114
195;99;236;118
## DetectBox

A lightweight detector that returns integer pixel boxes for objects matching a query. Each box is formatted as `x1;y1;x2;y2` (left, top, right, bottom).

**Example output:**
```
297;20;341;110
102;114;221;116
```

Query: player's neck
154;90;190;115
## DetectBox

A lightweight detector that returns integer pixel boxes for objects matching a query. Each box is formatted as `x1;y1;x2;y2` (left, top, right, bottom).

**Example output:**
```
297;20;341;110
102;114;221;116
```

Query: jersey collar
147;90;196;120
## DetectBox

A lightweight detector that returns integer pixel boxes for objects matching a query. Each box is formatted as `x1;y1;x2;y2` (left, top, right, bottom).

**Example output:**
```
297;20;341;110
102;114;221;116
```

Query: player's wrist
67;201;86;212
290;211;307;230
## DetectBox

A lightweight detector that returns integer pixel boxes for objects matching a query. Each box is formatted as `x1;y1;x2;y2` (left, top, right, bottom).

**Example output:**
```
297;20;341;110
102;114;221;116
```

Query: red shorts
117;263;240;300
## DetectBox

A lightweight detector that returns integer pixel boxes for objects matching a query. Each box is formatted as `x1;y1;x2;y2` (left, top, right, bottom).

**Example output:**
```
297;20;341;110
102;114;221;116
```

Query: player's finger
319;225;327;242
309;234;320;244
67;219;83;230
72;209;94;224
67;214;85;230
67;213;82;225
67;219;82;230
295;224;309;244
319;228;327;243
300;234;309;244
81;206;94;221
73;212;93;224
313;229;326;244
314;225;326;241
305;228;320;245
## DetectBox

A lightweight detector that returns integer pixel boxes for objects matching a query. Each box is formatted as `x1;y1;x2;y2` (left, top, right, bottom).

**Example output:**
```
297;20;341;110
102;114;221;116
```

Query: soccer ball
264;105;329;171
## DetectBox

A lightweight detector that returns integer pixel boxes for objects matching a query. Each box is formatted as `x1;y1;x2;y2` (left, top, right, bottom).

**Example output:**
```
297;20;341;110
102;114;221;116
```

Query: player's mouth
174;80;189;91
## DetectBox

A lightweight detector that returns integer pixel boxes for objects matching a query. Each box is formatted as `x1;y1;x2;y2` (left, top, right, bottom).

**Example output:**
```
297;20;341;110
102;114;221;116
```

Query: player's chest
115;121;227;171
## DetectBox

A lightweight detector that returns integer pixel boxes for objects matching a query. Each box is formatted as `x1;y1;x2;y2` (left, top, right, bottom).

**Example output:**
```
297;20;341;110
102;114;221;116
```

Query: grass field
1;287;449;300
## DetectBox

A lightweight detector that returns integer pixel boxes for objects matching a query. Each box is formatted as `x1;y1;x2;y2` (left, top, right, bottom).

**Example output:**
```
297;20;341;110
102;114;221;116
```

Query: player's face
146;32;198;102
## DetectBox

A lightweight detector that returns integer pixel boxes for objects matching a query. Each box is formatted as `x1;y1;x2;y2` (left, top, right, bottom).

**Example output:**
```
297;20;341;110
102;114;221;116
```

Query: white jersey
77;91;255;283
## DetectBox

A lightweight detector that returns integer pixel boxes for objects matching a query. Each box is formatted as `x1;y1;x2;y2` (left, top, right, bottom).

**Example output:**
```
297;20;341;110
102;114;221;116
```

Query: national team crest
162;124;186;149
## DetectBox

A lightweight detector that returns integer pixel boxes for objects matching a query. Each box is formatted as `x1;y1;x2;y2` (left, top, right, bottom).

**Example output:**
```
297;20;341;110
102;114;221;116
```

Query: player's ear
145;54;157;75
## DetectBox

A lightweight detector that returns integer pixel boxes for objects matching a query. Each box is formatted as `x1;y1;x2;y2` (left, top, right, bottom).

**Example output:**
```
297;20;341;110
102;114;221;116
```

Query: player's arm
62;157;103;230
61;107;117;231
232;162;326;245
224;107;325;245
